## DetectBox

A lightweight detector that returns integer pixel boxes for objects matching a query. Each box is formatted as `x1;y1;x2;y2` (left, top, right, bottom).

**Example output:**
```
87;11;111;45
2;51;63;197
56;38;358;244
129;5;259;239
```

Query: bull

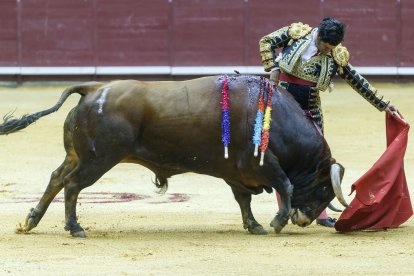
0;75;348;237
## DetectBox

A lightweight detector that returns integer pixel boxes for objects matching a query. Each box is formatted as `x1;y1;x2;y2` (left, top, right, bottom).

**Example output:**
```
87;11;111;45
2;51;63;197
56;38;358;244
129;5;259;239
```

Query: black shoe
316;217;337;228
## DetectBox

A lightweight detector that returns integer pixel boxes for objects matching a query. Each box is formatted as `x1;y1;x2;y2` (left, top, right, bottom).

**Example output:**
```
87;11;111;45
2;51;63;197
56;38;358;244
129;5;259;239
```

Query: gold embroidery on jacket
281;55;335;91
288;22;312;39
317;57;335;91
332;44;350;67
278;30;336;91
259;26;290;71
278;38;312;72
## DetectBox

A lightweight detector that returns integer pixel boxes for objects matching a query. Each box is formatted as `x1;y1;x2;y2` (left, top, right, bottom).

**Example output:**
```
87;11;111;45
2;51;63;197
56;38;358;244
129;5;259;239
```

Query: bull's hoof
248;225;268;235
16;208;38;234
245;219;267;235
270;219;289;228
271;218;287;234
25;218;37;232
70;230;87;238
15;223;30;234
273;224;284;234
65;222;86;238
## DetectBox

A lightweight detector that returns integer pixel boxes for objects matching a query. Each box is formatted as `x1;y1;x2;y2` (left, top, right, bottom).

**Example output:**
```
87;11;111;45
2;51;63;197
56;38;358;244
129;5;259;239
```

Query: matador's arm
333;45;389;111
338;64;389;111
259;22;312;72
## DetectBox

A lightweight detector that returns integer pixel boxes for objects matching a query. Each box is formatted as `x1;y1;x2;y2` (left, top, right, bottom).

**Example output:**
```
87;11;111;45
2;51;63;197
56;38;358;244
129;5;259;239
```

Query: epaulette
332;44;350;67
288;22;312;40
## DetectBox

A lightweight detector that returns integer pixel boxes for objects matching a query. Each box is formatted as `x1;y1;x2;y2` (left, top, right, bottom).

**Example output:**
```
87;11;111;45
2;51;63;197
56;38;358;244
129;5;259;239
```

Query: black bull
0;75;348;237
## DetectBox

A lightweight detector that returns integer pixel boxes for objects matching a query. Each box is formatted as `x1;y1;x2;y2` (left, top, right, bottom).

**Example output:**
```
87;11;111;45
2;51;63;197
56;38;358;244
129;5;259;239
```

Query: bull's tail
0;82;103;135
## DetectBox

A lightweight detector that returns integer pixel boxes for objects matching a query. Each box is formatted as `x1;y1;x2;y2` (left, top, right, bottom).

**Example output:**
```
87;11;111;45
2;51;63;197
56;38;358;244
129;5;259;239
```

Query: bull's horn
330;163;350;208
327;203;342;212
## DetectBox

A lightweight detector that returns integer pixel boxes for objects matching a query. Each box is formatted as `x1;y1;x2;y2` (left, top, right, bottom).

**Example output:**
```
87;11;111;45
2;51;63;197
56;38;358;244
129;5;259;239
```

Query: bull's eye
303;206;312;213
315;185;329;199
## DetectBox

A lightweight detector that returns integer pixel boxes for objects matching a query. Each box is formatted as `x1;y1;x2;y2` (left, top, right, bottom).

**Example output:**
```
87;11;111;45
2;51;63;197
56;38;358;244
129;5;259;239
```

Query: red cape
335;112;412;232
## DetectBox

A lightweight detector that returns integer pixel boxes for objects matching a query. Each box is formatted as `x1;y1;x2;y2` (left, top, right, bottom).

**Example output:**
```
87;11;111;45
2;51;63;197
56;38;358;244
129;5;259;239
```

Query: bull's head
290;162;348;227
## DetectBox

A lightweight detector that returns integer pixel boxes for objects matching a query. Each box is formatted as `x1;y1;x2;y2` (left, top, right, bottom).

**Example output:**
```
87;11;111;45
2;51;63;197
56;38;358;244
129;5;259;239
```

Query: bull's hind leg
17;155;78;234
229;186;267;235
63;159;118;238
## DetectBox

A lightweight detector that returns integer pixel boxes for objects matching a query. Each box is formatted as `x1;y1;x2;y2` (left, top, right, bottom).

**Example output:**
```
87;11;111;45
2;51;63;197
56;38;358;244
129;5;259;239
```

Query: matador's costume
259;22;389;132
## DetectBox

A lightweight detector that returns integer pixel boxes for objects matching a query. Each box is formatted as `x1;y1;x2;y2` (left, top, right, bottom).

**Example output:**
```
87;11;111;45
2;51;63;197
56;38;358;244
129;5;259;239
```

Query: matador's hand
270;69;280;83
386;103;396;112
386;103;402;120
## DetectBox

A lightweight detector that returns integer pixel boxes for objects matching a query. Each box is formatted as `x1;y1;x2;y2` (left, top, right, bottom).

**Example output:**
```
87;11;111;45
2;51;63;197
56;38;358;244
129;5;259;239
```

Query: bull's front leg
270;178;293;233
229;186;267;235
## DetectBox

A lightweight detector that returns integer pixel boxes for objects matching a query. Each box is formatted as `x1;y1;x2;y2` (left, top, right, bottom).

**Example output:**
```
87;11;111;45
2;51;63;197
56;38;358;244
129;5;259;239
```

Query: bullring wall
0;0;413;79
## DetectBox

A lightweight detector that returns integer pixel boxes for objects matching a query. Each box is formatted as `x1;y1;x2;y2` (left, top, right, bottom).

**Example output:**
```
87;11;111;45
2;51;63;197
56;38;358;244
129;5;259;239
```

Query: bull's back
108;76;261;170
71;77;229;168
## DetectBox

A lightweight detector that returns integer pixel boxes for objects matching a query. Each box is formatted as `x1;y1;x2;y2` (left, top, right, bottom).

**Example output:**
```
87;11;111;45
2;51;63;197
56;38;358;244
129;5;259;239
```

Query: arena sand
1;81;414;275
